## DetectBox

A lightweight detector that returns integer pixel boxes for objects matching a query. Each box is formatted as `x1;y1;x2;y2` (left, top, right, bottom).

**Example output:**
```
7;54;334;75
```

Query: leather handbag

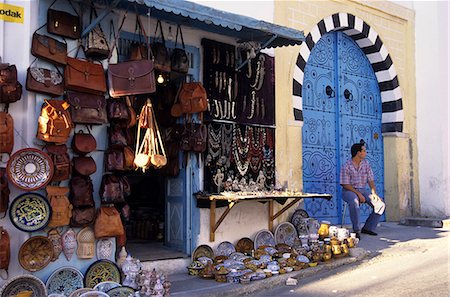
0;168;10;219
65;56;107;95
47;186;73;227
0;63;22;104
47;0;81;40
99;173;125;204
108;123;131;147
84;5;109;59
70;206;95;227
0;227;10;280
105;148;124;172
171;25;189;73
181;123;207;153
31;31;67;66
179;82;208;114
73;156;97;176
94;206;125;238
107;98;130;123
46;144;71;182
26;66;64;97
37;99;73;144
70;175;94;207
0;112;14;154
107;59;156;97
66;91;107;125
152;20;171;72
71;130;97;155
129;15;149;61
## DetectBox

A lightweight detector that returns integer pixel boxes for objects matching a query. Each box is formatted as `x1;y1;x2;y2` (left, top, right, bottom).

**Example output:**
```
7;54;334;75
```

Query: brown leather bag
108;123;131;147
66;91;107;125
99;174;125;204
0;227;10;279
171;25;189;74
179;82;208;114
105;148;124;172
70;175;94;207
107;98;130;123
47;186;73;227
65;57;106;95
37;99;73;144
152;20;171;73
94;206;125;238
181;123;207;152
70;206;95;227
0;169;10;219
0;63;22;104
26;67;64;97
0;112;14;154
46;144;71;182
72;130;97;155
47;8;81;40
31;32;67;66
73;156;97;176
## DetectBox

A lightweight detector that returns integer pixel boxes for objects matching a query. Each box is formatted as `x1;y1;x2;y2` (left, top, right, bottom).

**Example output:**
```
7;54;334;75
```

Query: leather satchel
107;98;130;123
46;144;71;182
47;8;81;40
70;206;95;227
171;25;189;73
152;20;171;72
94;206;125;238
105;148;124;172
0;227;10;280
99;173;125;204
84;5;109;59
66;91;107;125
73;156;97;176
181;123;207;153
47;186;73;227
179;82;208;114
72;130;97;155
31;32;67;66
0;112;14;154
70;175;94;207
108;123;131;147
37;99;73;144
0;169;10;219
65;57;107;95
107;59;156;97
26;67;64;97
0;63;22;104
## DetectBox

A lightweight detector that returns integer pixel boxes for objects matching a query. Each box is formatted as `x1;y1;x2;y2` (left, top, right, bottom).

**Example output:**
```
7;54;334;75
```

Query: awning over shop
125;0;305;49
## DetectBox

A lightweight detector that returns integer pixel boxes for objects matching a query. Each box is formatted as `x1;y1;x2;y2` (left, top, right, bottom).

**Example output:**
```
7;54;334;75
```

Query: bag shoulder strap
154;20;166;44
175;25;185;49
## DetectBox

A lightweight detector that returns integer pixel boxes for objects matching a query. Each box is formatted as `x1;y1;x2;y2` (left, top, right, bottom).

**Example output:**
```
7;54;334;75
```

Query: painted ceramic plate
274;222;298;246
254;230;276;249
84;260;121;288
192;244;214;261
0;274;47;297
79;291;109;297
93;281;121;293
235;237;254;255
68;288;94;297
106;286;135;297
290;209;309;227
46;266;84;296
9;192;52;232
18;236;53;272
216;241;236;257
6;148;54;191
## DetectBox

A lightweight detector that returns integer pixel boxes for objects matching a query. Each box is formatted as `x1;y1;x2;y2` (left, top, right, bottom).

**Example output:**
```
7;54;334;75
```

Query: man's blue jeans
342;188;381;233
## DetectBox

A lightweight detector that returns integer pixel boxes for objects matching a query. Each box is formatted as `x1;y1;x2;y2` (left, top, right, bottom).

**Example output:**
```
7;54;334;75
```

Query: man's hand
357;192;366;203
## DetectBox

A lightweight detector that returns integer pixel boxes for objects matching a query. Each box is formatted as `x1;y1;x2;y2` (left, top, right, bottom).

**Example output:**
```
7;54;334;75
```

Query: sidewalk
167;222;448;297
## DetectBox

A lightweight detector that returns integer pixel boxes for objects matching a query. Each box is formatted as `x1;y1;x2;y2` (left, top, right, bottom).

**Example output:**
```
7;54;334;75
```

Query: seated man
340;142;382;238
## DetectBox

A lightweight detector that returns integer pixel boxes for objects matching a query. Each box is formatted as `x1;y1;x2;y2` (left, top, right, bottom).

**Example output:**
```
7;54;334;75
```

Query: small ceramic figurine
153;278;164;297
117;246;128;269
122;255;141;289
256;171;266;191
163;277;171;296
213;168;224;192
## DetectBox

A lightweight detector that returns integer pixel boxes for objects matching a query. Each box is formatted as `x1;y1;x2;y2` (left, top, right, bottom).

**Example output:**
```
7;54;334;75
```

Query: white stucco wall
414;1;450;218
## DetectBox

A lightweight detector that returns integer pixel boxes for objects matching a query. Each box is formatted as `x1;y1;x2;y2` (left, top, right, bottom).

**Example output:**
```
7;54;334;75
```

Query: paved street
252;223;449;297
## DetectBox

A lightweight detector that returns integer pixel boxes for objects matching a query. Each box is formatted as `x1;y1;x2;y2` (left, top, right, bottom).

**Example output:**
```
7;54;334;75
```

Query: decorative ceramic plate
274;222;298;246
84;260;121;288
290;209;309;227
9;192;52;232
68;288;94;297
93;281;121;293
48;294;65;297
6;148;54;191
192;244;214;261
235;237;254;254
0;274;47;297
254;230;276;249
216;241;236;257
106;286;135;297
79;291;109;297
18;236;53;272
46;266;84;296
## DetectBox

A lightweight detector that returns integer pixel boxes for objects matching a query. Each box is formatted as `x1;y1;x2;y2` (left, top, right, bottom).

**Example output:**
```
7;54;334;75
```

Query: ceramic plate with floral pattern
192;244;214;261
0;274;47;297
216;241;236;257
46;266;84;296
254;230;276;249
274;222;298;246
18;236;53;272
9;192;52;232
84;260;121;288
93;281;120;293
106;286;135;297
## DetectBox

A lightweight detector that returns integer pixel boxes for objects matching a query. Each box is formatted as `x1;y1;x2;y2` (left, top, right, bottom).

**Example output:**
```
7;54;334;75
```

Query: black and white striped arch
292;13;403;133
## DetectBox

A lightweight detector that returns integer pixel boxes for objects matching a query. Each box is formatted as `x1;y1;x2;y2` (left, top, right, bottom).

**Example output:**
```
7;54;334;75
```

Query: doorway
301;31;385;225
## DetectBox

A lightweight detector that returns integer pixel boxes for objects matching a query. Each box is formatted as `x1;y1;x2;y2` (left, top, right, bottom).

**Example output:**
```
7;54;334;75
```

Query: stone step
399;217;450;228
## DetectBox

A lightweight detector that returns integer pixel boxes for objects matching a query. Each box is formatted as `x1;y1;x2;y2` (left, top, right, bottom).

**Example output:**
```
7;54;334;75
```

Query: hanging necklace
233;125;250;177
249;127;264;173
208;124;222;161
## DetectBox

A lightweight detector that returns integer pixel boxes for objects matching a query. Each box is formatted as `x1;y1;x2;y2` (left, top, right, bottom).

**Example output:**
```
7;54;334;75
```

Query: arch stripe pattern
292;13;404;133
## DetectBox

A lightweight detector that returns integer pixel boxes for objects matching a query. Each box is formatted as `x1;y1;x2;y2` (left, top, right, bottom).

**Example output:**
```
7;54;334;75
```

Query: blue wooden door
302;31;384;225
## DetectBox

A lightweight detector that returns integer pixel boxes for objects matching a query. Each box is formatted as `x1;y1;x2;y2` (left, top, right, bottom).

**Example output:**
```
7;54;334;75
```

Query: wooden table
195;192;332;241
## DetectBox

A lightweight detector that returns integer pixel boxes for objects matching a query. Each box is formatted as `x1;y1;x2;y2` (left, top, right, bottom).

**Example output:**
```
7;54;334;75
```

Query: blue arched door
302;31;384;225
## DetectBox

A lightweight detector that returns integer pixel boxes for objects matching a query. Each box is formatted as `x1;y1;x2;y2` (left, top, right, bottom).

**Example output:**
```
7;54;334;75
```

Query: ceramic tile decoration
274;222;298;246
0;274;47;297
216;241;236;257
84;260;121;288
9;192;52;232
18;236;53;272
254;229;276;249
62;228;77;261
47;228;63;261
46;266;84;296
96;238;114;260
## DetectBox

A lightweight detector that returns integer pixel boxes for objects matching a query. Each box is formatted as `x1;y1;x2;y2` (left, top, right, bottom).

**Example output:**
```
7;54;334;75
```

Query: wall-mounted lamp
325;85;335;98
157;74;165;84
344;89;353;101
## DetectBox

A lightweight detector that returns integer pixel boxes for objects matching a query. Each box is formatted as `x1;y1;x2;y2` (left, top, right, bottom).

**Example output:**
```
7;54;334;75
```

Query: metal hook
344;89;353;101
325;85;335;98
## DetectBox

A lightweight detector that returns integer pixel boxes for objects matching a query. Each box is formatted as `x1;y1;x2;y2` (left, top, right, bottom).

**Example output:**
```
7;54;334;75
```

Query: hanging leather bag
71;130;97;155
84;4;109;60
0;169;10;219
152;20;171;72
37;99;73;144
26;65;64;97
99;173;125;204
105;148;124;172
70;175;94;207
107;98;130;123
179;82;208;114
31;30;67;66
65;55;107;95
73;156;97;176
46;144;71;182
47;186;73;227
0;63;22;104
0;112;14;155
129;14;149;61
70;206;96;227
47;0;81;40
94;206;125;238
108;123;131;147
66;91;107;125
0;227;10;280
171;25;189;73
181;123;207;153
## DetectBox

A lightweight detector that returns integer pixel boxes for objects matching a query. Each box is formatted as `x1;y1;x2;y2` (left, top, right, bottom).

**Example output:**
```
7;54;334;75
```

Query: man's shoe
355;232;361;240
361;228;378;236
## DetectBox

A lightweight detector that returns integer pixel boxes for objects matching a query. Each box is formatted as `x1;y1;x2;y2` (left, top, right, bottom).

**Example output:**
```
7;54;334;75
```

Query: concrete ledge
399;217;450;228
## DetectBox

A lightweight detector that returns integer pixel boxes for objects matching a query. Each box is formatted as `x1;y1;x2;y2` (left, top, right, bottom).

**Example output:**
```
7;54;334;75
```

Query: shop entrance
301;31;385;225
